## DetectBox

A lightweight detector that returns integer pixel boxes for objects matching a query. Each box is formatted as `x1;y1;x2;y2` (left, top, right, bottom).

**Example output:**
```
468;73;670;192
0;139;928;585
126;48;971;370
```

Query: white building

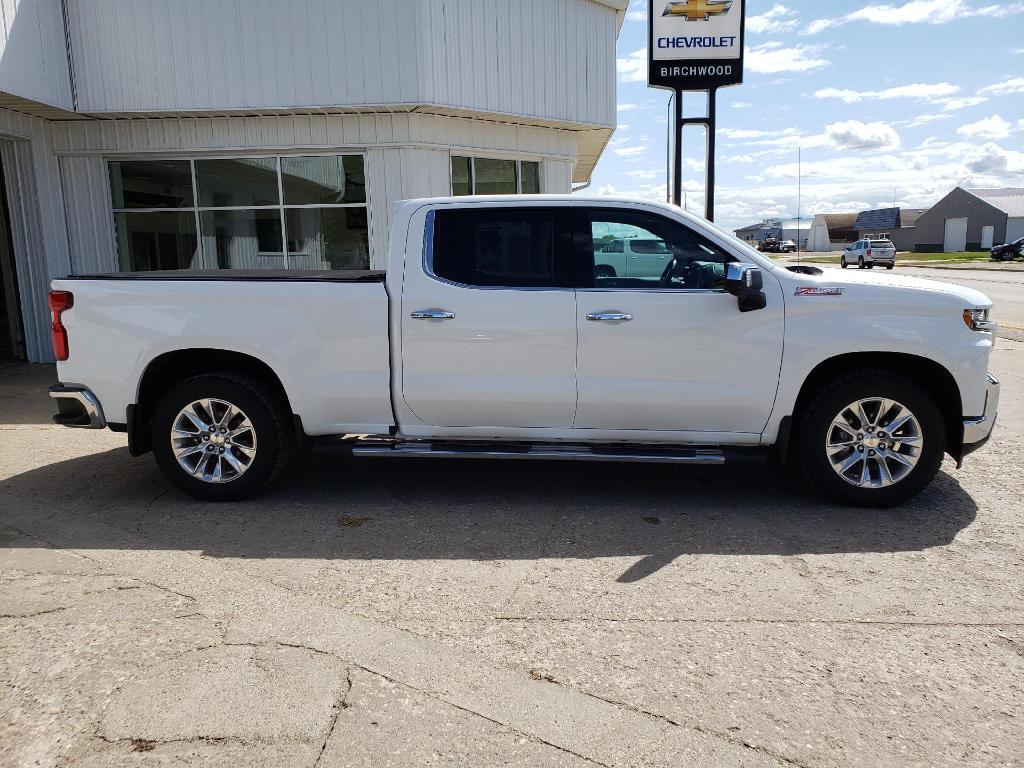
0;0;626;362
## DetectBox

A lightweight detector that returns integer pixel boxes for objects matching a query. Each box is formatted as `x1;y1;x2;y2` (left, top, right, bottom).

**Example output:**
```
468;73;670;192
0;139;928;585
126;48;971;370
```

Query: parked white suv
842;239;896;270
594;237;672;279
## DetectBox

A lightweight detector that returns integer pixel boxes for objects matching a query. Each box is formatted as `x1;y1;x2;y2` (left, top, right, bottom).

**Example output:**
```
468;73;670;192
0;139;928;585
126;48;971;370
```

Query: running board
347;440;743;465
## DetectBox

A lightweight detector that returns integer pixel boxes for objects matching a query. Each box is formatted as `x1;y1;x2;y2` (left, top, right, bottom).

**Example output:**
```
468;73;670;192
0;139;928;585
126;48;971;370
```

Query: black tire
886;264;894;270
840;257;848;269
858;256;865;269
595;265;617;278
797;371;946;507
866;263;874;269
151;372;294;501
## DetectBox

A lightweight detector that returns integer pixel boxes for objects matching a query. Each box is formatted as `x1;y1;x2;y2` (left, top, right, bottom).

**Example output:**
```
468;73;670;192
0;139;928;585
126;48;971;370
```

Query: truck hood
810;267;992;308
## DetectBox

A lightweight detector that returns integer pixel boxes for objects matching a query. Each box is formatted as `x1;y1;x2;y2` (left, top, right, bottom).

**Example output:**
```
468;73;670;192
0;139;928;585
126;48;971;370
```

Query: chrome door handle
410;309;455;320
586;312;633;323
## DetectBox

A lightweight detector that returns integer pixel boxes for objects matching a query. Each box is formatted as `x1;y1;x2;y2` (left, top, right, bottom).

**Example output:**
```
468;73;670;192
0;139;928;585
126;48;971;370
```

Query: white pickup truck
48;196;999;507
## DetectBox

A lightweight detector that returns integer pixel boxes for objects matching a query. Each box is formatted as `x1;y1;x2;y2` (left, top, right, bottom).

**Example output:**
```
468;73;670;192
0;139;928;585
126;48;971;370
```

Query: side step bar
343;440;767;466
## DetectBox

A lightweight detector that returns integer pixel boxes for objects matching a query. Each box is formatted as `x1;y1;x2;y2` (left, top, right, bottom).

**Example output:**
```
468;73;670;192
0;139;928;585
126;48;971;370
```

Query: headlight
963;308;995;332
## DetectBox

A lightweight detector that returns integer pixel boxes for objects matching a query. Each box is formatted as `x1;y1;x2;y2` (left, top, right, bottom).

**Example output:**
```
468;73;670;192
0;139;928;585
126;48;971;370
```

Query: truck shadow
1;447;978;582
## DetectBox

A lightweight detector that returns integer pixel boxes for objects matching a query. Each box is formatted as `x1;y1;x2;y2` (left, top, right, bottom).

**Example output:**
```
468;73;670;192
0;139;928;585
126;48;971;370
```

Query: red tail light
866;249;872;257
49;290;73;361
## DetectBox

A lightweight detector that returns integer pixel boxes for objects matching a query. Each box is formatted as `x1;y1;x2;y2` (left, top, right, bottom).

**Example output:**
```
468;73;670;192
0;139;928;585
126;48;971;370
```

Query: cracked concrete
1;342;1023;767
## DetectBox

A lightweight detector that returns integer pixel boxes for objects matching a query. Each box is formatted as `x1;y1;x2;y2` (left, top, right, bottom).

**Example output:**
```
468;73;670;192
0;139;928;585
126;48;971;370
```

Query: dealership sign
648;0;745;90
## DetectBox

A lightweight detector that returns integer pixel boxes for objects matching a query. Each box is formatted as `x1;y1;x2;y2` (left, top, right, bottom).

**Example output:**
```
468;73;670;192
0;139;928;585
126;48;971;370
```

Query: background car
842;239;896;269
990;236;1024;261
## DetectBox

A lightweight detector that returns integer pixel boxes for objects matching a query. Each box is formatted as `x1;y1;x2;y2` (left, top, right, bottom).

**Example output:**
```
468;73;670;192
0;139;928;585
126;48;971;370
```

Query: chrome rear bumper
961;373;999;457
49;385;107;429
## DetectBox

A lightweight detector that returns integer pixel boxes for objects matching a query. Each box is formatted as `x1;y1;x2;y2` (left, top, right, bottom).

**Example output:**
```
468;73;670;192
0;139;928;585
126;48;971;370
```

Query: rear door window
431;208;572;288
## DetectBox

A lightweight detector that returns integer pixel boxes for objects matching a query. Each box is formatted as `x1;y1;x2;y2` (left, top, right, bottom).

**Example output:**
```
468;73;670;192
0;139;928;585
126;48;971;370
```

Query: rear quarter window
431;208;570;288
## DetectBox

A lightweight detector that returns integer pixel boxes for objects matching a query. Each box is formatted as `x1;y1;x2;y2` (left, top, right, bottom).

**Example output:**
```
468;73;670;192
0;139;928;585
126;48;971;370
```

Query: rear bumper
961;373;999;458
49;385;107;429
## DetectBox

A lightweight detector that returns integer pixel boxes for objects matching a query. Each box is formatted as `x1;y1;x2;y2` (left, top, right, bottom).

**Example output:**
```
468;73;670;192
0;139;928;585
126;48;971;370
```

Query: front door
400;205;577;429
573;206;785;435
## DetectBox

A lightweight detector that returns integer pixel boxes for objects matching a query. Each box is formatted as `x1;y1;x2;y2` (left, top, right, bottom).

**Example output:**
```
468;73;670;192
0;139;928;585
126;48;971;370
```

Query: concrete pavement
1;342;1022;766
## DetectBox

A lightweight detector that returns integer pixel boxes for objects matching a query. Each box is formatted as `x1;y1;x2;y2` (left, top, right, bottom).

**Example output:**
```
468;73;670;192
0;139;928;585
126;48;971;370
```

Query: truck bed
65;269;386;282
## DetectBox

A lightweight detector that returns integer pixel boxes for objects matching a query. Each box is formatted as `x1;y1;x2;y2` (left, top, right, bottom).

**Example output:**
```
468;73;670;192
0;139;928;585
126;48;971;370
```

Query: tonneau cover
65;269;385;282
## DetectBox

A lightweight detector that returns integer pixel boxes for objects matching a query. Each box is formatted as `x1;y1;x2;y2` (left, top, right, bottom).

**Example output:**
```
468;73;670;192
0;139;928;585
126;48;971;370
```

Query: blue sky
590;0;1024;232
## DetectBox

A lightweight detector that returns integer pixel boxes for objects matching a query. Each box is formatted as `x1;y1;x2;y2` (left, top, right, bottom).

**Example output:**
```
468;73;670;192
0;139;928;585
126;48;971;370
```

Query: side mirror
725;264;767;313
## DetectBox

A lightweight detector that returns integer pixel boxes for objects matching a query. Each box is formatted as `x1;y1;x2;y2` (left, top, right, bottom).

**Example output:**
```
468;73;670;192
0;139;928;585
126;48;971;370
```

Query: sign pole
672;88;683;209
706;87;717;222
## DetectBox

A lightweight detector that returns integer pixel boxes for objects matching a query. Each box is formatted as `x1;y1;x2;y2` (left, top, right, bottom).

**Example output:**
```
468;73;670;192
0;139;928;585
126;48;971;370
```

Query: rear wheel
886;263;894;270
595;265;616;279
152;372;294;501
858;256;865;269
798;371;945;507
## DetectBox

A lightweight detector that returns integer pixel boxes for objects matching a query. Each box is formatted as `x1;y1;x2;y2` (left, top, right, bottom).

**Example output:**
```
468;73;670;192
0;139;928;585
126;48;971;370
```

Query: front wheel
841;256;848;269
151;372;294;501
798;372;945;507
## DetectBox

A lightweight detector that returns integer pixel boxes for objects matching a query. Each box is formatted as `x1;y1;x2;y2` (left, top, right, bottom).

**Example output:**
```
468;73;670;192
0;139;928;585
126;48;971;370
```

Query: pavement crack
349;664;613;768
0;606;69;619
492;616;1023;628
312;668;352;768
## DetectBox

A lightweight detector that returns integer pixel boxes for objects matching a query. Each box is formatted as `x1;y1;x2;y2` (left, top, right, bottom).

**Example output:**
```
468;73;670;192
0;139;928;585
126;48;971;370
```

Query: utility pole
796;146;801;263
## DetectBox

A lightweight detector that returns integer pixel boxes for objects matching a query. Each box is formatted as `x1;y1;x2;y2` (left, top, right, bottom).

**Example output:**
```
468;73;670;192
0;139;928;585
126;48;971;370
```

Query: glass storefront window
109;160;193;209
200;210;284;269
281;155;366;205
450;157;542;195
451;156;472;197
109;155;369;272
521;161;540;194
195;158;279;207
113;212;199;271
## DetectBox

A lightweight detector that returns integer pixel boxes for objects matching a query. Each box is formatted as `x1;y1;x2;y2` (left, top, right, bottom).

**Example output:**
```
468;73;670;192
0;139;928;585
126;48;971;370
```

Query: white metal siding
64;0;617;129
0;0;74;110
0;107;72;362
60;154;117;274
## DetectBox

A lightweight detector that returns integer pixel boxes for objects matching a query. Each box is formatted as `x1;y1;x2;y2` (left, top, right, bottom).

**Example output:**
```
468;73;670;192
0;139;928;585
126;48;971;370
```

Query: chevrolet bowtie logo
663;0;733;20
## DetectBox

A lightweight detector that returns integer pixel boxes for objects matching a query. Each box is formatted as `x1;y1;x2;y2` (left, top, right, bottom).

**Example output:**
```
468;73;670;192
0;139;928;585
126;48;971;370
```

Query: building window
450;156;541;196
108;155;370;272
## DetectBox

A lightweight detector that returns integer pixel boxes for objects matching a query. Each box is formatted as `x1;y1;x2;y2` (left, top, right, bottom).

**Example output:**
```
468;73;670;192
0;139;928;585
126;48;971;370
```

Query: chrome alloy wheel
826;397;922;488
171;398;257;483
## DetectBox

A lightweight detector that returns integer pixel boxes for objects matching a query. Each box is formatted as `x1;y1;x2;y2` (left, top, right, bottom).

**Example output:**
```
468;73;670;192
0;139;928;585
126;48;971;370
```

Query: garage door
943;217;968;252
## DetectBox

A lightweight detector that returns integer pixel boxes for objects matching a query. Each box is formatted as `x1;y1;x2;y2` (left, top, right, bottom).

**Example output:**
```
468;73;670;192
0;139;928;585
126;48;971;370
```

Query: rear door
400;205;578;429
573;206;785;434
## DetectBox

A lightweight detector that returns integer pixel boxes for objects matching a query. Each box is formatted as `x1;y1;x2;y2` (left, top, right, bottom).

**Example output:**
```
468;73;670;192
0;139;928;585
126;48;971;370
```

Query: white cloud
747;4;799;34
966;142;1024;174
979;77;1024;96
804;0;969;34
731;101;754;109
617;103;642;112
935;96;989;111
813;82;959;103
746;42;830;74
976;1;1024;17
614;145;648;158
625;0;647;22
616;48;647;83
957;115;1013;140
825;120;903;151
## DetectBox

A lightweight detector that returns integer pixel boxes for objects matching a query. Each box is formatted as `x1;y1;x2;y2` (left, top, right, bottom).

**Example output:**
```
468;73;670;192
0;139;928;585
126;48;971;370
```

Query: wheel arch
785;352;963;462
130;348;301;456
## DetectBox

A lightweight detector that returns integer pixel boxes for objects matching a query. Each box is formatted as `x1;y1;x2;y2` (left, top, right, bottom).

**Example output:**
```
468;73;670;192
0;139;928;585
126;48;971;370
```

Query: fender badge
795;286;843;296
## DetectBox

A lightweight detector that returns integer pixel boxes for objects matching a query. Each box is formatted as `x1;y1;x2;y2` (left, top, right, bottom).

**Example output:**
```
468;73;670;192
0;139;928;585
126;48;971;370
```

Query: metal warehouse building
914;187;1024;253
0;0;626;363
